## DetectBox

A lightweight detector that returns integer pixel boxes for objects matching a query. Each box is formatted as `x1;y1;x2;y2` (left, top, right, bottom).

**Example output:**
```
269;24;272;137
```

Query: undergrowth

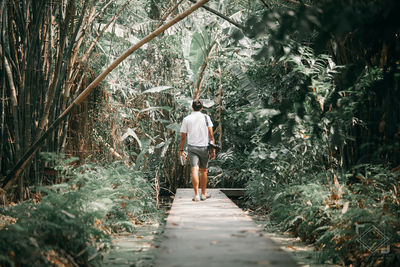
245;161;400;266
221;31;400;265
0;157;159;266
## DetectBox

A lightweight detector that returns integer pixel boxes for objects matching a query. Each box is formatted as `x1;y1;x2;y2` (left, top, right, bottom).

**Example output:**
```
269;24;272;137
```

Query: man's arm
208;127;216;160
179;132;187;156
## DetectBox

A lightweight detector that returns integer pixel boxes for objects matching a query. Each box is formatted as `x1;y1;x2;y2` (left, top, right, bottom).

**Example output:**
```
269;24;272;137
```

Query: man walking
179;99;216;202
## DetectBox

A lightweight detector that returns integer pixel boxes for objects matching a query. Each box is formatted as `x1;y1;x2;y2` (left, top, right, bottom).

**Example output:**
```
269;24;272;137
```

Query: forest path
154;188;298;267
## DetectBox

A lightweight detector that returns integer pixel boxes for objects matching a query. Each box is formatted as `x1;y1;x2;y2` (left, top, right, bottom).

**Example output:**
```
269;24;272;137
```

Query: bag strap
204;114;209;127
204;114;213;143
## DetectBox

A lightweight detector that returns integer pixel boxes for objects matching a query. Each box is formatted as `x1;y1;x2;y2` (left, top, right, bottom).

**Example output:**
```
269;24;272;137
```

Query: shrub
0;160;159;266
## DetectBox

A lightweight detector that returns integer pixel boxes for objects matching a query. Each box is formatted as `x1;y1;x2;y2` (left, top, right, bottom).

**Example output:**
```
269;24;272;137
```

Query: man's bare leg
200;168;208;196
191;167;199;196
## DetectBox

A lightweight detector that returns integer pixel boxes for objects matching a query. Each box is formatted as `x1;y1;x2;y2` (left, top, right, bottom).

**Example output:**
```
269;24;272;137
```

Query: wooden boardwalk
154;189;298;267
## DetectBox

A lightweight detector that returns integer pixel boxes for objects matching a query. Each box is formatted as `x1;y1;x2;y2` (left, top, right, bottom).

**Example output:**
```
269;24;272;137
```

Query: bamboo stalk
45;7;54;90
21;1;47;199
52;0;91;122
0;70;5;169
4;56;20;159
36;0;74;139
216;51;223;149
2;0;211;191
55;0;93;151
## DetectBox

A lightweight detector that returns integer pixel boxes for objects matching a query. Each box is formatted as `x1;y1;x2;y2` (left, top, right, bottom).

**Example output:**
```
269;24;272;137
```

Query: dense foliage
0;157;158;266
218;0;400;265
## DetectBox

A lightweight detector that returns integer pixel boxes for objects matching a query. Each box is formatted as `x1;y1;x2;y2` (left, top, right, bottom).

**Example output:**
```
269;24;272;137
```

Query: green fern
0;160;160;266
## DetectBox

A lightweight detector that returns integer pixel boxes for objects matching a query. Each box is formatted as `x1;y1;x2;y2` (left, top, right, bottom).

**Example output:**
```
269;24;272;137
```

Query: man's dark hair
192;99;203;111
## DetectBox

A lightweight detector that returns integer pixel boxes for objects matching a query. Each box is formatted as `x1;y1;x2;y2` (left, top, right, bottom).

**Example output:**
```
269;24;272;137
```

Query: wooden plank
154;189;298;267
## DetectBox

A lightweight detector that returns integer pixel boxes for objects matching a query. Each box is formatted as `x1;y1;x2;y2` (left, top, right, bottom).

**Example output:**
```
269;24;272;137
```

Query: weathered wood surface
155;188;298;267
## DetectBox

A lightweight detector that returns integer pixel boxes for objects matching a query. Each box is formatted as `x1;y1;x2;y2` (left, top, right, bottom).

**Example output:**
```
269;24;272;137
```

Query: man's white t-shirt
180;111;213;147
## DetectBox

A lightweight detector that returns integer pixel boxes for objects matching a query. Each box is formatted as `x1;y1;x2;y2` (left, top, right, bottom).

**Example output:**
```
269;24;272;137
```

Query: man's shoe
200;194;211;201
192;195;200;202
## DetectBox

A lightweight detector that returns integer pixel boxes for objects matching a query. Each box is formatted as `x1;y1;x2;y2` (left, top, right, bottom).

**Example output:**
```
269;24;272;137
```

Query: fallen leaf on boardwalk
210;240;220;245
172;223;179;226
286;245;297;250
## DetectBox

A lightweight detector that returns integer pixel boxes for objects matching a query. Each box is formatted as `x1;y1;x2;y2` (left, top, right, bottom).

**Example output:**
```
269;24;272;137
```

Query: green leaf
188;29;210;80
166;123;181;133
141;86;173;94
139;106;171;113
201;99;215;108
257;109;281;118
121;128;142;149
269;151;278;159
135;139;151;170
161;138;172;157
176;97;193;110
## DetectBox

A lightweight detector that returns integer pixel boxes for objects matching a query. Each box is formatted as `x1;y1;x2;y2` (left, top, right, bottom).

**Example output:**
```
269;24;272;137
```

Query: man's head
192;99;203;111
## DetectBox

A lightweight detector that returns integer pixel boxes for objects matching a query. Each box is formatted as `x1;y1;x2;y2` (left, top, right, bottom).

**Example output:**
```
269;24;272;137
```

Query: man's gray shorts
188;145;209;169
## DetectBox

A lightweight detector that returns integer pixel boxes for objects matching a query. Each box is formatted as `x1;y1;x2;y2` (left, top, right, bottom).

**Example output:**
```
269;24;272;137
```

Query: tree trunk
193;40;216;99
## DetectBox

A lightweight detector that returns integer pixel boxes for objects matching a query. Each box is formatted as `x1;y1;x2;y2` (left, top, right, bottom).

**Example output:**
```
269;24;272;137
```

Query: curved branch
188;0;245;30
259;0;271;10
